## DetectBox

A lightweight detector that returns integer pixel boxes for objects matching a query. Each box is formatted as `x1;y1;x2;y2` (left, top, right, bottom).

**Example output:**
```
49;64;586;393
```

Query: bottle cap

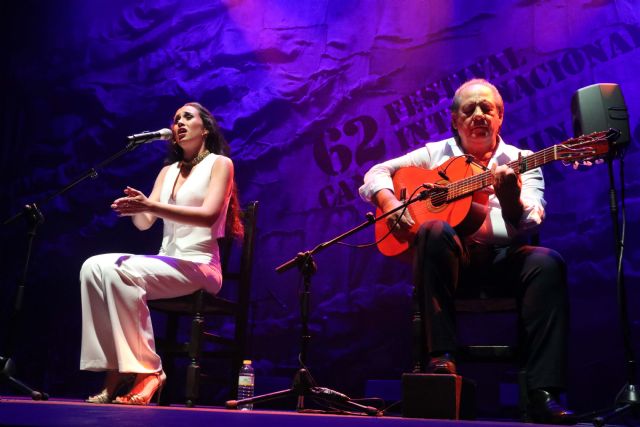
243;359;252;364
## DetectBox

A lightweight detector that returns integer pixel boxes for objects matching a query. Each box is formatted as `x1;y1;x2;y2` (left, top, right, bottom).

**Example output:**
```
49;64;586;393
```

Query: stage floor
0;396;606;427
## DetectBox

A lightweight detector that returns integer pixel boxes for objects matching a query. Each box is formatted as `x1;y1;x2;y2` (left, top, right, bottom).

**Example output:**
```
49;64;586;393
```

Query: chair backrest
147;201;259;317
217;200;258;358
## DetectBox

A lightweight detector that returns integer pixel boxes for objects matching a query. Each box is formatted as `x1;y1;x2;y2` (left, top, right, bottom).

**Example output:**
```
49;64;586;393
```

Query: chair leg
230;311;248;400
518;369;530;421
515;305;529;420
158;314;179;406
185;363;200;408
185;313;204;406
411;286;426;373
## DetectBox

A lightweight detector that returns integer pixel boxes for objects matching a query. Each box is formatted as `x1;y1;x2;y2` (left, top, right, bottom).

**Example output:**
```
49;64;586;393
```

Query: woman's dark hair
167;102;243;240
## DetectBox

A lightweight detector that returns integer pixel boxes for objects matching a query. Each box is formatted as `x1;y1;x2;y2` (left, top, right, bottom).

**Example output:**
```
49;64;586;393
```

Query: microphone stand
578;137;638;426
225;187;433;415
1;139;151;400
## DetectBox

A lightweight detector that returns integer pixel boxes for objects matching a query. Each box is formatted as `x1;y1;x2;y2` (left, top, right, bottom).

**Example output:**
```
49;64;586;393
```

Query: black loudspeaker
571;83;630;147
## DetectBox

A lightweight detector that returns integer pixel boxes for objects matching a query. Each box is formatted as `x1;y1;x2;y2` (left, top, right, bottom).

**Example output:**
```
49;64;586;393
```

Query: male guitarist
359;79;575;424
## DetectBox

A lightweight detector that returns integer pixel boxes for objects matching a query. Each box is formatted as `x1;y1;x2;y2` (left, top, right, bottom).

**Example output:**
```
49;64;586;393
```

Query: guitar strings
438;133;601;201
369;138;582;244
439;145;556;202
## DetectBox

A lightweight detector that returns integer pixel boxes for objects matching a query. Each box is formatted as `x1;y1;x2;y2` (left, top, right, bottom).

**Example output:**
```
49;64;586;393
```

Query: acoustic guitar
375;130;617;258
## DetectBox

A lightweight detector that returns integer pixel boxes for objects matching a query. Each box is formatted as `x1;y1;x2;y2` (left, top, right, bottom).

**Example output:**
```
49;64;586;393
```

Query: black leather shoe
527;389;577;425
427;353;457;374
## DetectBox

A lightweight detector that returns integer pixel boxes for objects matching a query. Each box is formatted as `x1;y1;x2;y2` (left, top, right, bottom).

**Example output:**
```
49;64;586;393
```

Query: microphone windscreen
158;128;173;141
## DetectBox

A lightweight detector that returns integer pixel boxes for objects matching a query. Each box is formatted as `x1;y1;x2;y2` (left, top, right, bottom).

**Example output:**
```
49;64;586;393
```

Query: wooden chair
148;201;258;407
411;236;541;418
454;294;528;417
412;291;528;416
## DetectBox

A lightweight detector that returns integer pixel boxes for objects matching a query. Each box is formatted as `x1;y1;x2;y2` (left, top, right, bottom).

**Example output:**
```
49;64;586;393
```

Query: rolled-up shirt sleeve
359;147;431;202
518;166;546;231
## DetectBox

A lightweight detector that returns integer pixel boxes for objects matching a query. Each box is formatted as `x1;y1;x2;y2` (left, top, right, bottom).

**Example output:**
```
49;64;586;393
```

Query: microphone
126;128;173;144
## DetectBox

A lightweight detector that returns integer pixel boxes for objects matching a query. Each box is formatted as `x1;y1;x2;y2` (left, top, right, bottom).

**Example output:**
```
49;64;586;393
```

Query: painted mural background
2;0;640;415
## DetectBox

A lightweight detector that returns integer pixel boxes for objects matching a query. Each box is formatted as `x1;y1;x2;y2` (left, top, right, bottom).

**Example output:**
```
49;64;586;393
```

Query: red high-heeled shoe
113;371;166;405
85;371;135;404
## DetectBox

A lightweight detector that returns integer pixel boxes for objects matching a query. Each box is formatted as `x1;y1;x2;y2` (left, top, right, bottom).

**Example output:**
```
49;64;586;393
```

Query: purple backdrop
2;0;639;415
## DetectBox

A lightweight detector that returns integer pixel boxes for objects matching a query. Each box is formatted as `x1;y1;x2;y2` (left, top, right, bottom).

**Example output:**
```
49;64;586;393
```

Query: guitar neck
447;145;558;201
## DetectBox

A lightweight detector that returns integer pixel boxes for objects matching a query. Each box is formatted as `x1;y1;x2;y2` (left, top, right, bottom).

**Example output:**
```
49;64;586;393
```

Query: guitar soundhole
428;187;448;210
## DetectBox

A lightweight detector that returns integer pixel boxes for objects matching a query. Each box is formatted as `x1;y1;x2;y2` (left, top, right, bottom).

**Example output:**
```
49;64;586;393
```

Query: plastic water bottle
237;359;255;410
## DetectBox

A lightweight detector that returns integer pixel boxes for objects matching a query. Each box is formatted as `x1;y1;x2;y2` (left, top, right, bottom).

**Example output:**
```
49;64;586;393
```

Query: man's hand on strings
492;164;524;226
375;189;415;235
492;164;521;202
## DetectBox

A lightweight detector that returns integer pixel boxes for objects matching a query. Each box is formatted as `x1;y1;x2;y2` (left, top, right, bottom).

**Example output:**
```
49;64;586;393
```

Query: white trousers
80;253;222;373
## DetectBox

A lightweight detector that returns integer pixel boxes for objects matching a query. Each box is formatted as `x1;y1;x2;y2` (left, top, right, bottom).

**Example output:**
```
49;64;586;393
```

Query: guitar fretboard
441;130;609;202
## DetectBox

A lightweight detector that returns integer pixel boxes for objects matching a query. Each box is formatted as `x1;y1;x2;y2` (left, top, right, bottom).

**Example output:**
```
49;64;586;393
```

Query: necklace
180;149;210;172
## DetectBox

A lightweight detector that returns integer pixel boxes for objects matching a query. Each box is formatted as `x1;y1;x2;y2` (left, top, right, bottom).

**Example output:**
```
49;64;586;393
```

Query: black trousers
414;220;569;390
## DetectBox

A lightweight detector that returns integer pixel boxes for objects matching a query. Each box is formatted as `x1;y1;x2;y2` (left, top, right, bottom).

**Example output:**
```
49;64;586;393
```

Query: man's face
451;84;503;151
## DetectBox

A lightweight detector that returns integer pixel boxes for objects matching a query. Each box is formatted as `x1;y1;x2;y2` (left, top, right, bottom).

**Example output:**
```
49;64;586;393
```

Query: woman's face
172;105;208;149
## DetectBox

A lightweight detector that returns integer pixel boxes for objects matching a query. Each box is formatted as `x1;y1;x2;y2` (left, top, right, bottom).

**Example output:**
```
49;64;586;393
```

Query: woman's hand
111;186;154;216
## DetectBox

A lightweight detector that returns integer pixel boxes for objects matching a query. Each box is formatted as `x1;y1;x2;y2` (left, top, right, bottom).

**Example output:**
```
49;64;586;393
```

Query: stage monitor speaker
571;83;630;148
402;373;476;420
